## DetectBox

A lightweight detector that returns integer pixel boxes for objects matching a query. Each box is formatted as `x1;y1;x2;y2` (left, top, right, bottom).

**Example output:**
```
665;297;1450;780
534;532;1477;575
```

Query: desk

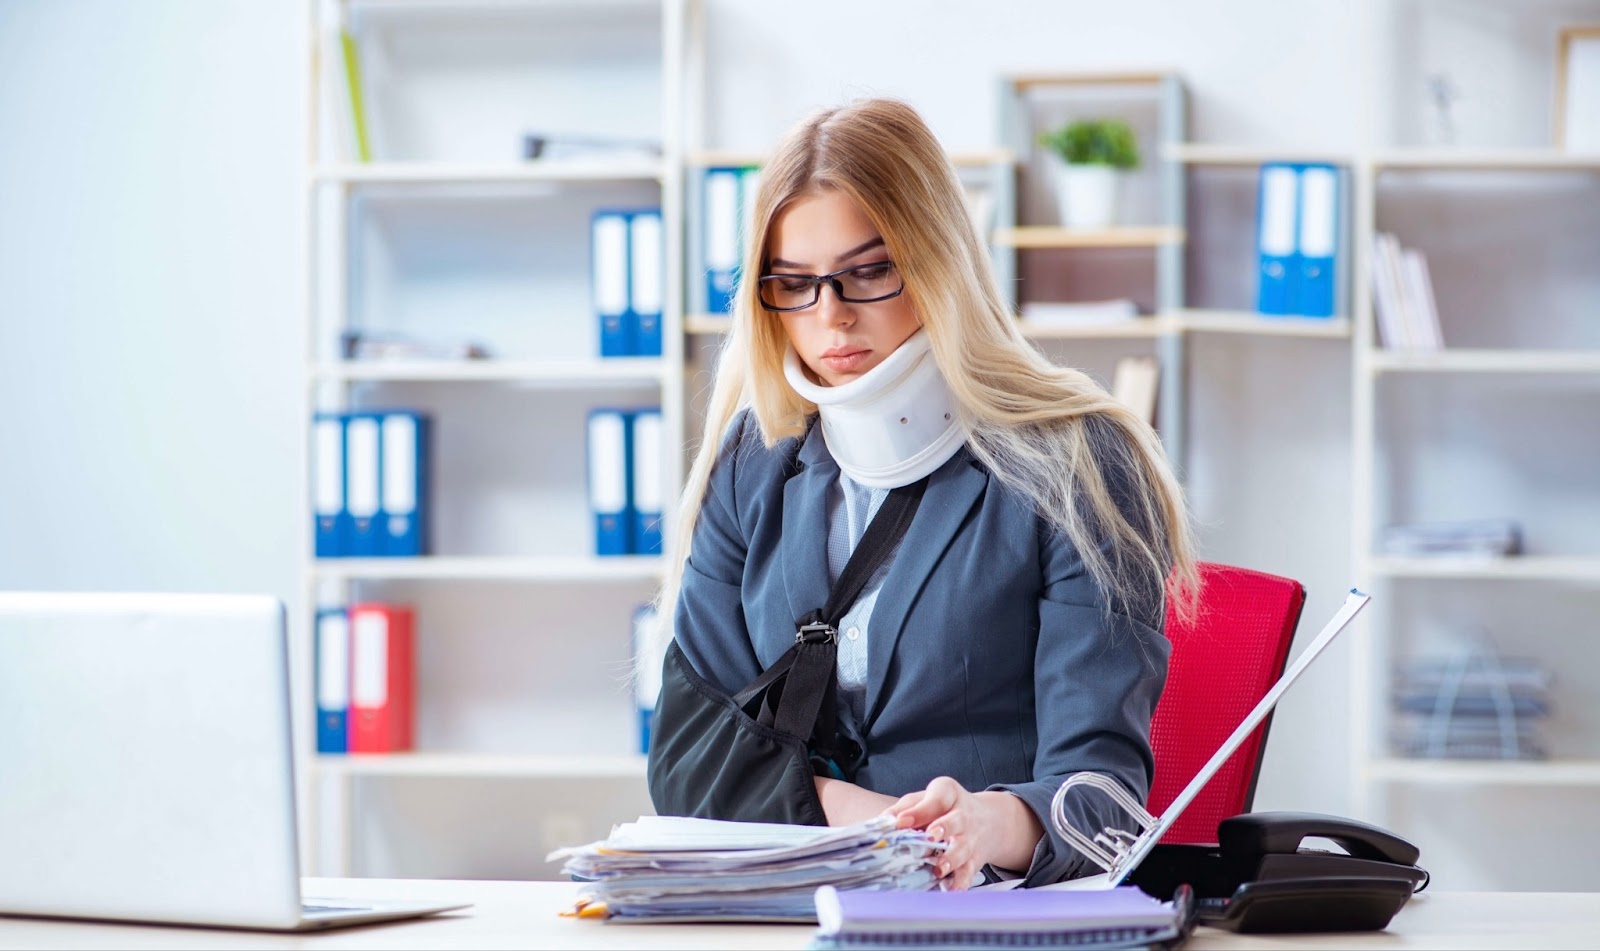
1;879;1596;949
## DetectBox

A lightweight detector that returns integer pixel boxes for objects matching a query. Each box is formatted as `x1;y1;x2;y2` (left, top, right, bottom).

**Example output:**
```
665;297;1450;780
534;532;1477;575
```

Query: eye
775;276;814;293
849;263;892;280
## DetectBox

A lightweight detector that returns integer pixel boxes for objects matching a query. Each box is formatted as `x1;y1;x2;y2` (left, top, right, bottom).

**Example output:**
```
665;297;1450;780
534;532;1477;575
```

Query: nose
815;281;855;328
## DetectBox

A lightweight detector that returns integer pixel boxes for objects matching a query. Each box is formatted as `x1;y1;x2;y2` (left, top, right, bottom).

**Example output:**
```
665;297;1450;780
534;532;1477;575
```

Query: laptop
0;592;469;931
1037;588;1373;890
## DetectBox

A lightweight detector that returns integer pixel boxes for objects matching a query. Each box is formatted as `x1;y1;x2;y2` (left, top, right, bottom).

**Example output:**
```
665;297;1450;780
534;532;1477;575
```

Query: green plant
1037;118;1141;169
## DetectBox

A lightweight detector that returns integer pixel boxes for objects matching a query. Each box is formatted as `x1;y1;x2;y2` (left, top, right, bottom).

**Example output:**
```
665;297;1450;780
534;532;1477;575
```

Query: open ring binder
1048;589;1373;888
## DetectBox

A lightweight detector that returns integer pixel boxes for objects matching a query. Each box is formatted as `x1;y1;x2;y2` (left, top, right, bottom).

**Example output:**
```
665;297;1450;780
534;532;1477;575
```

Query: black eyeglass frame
756;260;905;313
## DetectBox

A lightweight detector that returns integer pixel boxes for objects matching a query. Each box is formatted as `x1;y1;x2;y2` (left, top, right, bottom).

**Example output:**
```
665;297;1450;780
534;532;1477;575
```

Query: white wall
1;0;1593;889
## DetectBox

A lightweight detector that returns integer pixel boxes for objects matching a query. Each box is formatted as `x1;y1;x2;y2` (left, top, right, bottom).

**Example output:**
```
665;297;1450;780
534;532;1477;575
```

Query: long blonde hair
665;97;1198;629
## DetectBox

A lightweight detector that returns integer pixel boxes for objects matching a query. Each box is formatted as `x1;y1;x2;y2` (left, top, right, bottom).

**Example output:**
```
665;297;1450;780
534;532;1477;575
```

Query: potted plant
1037;118;1141;229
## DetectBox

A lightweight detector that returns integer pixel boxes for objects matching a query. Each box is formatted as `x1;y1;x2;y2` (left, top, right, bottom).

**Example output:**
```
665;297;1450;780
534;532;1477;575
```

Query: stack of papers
812;883;1184;949
549;815;943;922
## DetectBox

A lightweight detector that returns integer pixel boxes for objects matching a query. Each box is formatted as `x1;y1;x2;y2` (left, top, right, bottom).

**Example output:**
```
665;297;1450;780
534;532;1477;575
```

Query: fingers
893;776;965;829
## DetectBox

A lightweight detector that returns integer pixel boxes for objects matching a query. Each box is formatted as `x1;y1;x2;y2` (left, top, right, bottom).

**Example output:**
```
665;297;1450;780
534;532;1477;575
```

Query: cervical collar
783;330;966;489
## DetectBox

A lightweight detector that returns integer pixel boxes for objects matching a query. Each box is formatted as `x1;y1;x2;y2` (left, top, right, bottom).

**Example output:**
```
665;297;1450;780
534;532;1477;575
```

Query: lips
820;347;870;373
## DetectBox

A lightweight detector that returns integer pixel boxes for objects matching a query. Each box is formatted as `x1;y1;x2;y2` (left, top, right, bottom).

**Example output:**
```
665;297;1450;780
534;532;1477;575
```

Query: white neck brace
783;330;966;489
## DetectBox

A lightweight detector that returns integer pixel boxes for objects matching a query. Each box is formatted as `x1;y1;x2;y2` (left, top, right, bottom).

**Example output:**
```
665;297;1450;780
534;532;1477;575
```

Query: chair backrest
1149;562;1306;845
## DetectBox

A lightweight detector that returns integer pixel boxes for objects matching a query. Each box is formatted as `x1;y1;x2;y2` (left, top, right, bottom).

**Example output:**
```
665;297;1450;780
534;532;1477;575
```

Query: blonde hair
664;97;1198;629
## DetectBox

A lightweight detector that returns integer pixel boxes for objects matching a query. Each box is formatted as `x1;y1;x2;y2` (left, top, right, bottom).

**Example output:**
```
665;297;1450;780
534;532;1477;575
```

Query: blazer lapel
781;422;837;628
863;450;988;731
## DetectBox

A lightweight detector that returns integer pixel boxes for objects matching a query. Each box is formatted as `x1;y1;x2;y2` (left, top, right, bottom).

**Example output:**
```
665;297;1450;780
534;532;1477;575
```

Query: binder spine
630;407;664;556
629;210;664;357
379;411;429;557
587;408;633;556
1293;164;1340;318
312;413;348;558
314;607;350;754
593;210;633;357
1255;163;1299;316
344;412;383;557
703;168;741;314
348;603;415;753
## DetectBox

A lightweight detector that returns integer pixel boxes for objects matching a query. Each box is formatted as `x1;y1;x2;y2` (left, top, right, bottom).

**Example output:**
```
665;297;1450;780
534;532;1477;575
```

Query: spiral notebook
812;883;1192;949
1042;588;1372;892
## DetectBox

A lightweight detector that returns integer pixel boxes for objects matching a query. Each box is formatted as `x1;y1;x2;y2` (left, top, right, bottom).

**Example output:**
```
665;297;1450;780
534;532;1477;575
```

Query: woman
648;97;1198;889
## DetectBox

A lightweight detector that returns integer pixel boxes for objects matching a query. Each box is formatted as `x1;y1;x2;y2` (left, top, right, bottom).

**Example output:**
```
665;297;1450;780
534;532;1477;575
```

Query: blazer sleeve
667;411;764;696
987;530;1170;885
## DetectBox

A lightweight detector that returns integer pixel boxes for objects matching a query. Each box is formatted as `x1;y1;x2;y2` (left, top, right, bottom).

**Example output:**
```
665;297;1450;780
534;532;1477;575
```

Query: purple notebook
815;884;1174;936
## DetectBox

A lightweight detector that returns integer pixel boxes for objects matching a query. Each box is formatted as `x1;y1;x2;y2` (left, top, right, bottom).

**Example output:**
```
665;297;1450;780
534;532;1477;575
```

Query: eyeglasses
756;261;904;313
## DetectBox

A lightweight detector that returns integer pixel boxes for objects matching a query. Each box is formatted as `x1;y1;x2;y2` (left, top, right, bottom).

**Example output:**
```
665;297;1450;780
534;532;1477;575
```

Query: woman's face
764;190;921;387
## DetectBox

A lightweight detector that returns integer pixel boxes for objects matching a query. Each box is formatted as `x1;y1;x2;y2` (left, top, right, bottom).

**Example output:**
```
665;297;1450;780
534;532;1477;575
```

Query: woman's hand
886;776;1044;890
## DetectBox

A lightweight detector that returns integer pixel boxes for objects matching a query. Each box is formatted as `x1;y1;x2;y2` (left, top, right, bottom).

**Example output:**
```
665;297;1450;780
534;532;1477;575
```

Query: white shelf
991;225;1185;249
312;556;665;583
313;752;648;779
1165;310;1351;338
1019;317;1175;339
1369;555;1600;583
1371;149;1600;172
1369;757;1600;787
312;358;666;385
1162;144;1356;167
1369;349;1600;374
313;160;664;185
347;0;660;12
687;149;1015;169
690;311;1350;341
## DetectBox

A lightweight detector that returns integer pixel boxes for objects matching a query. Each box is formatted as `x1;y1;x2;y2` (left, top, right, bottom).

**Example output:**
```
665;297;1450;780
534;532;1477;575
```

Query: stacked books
1391;653;1553;760
550;815;942;922
1380;518;1522;558
1019;299;1140;326
1370;232;1444;350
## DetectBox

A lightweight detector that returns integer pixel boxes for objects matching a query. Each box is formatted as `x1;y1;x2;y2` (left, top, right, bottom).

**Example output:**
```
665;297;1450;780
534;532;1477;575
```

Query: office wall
0;0;1590;889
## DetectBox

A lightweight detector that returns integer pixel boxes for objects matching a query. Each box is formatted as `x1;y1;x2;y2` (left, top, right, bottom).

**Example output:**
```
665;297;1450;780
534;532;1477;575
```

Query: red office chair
1148;562;1306;845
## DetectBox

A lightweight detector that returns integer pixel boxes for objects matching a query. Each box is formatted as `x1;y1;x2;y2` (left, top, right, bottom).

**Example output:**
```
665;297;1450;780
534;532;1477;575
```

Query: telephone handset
1129;811;1429;934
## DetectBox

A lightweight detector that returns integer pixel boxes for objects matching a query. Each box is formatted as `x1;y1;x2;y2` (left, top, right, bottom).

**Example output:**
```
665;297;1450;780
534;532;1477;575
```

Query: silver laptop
0;592;469;931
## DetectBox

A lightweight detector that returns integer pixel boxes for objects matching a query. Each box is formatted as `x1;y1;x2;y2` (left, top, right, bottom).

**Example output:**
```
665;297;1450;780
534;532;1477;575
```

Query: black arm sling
646;475;928;826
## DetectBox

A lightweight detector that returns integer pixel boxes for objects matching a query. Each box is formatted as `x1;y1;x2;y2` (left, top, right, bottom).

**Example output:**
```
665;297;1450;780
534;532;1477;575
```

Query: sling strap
731;475;929;771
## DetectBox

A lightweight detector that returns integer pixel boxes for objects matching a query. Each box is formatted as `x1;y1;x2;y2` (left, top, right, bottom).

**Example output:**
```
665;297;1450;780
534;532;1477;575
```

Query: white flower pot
1054;163;1121;229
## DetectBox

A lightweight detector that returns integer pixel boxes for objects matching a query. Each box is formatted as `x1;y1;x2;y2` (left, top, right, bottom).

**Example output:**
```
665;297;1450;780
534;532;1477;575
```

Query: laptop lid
0;592;306;930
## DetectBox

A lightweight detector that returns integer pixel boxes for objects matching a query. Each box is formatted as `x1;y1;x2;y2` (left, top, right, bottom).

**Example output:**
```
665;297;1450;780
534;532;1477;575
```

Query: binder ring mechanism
1049;772;1157;874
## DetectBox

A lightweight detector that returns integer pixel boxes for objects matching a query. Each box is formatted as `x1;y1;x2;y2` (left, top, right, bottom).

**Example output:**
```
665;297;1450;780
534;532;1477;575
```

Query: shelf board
685;314;733;335
1369;757;1600;787
1006;71;1175;90
686;149;1015;168
992;226;1185;249
689;311;1345;341
1369;555;1600;582
347;0;659;11
1162;144;1356;167
314;159;664;185
312;752;647;779
1019;317;1175;339
312;358;666;385
312;555;665;583
1371;148;1600;172
1165;310;1351;338
1369;349;1600;374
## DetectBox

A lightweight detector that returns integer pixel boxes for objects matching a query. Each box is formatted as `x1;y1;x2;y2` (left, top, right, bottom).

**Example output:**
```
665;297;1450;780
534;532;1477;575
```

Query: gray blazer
673;410;1169;884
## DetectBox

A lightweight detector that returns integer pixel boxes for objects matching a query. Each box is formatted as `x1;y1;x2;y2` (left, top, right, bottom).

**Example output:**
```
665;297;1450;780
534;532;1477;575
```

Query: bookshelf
1347;0;1600;889
304;0;688;877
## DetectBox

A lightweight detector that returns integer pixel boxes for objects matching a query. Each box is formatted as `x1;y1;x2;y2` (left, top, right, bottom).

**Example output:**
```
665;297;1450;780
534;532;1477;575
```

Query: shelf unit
1348;134;1600;866
304;0;688;876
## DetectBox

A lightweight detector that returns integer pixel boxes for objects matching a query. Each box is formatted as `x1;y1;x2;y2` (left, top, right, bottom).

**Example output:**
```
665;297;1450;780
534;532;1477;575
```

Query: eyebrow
769;236;886;271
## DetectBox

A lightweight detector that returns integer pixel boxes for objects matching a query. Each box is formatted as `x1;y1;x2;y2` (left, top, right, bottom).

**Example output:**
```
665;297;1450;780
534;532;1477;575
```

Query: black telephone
1129;812;1430;934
